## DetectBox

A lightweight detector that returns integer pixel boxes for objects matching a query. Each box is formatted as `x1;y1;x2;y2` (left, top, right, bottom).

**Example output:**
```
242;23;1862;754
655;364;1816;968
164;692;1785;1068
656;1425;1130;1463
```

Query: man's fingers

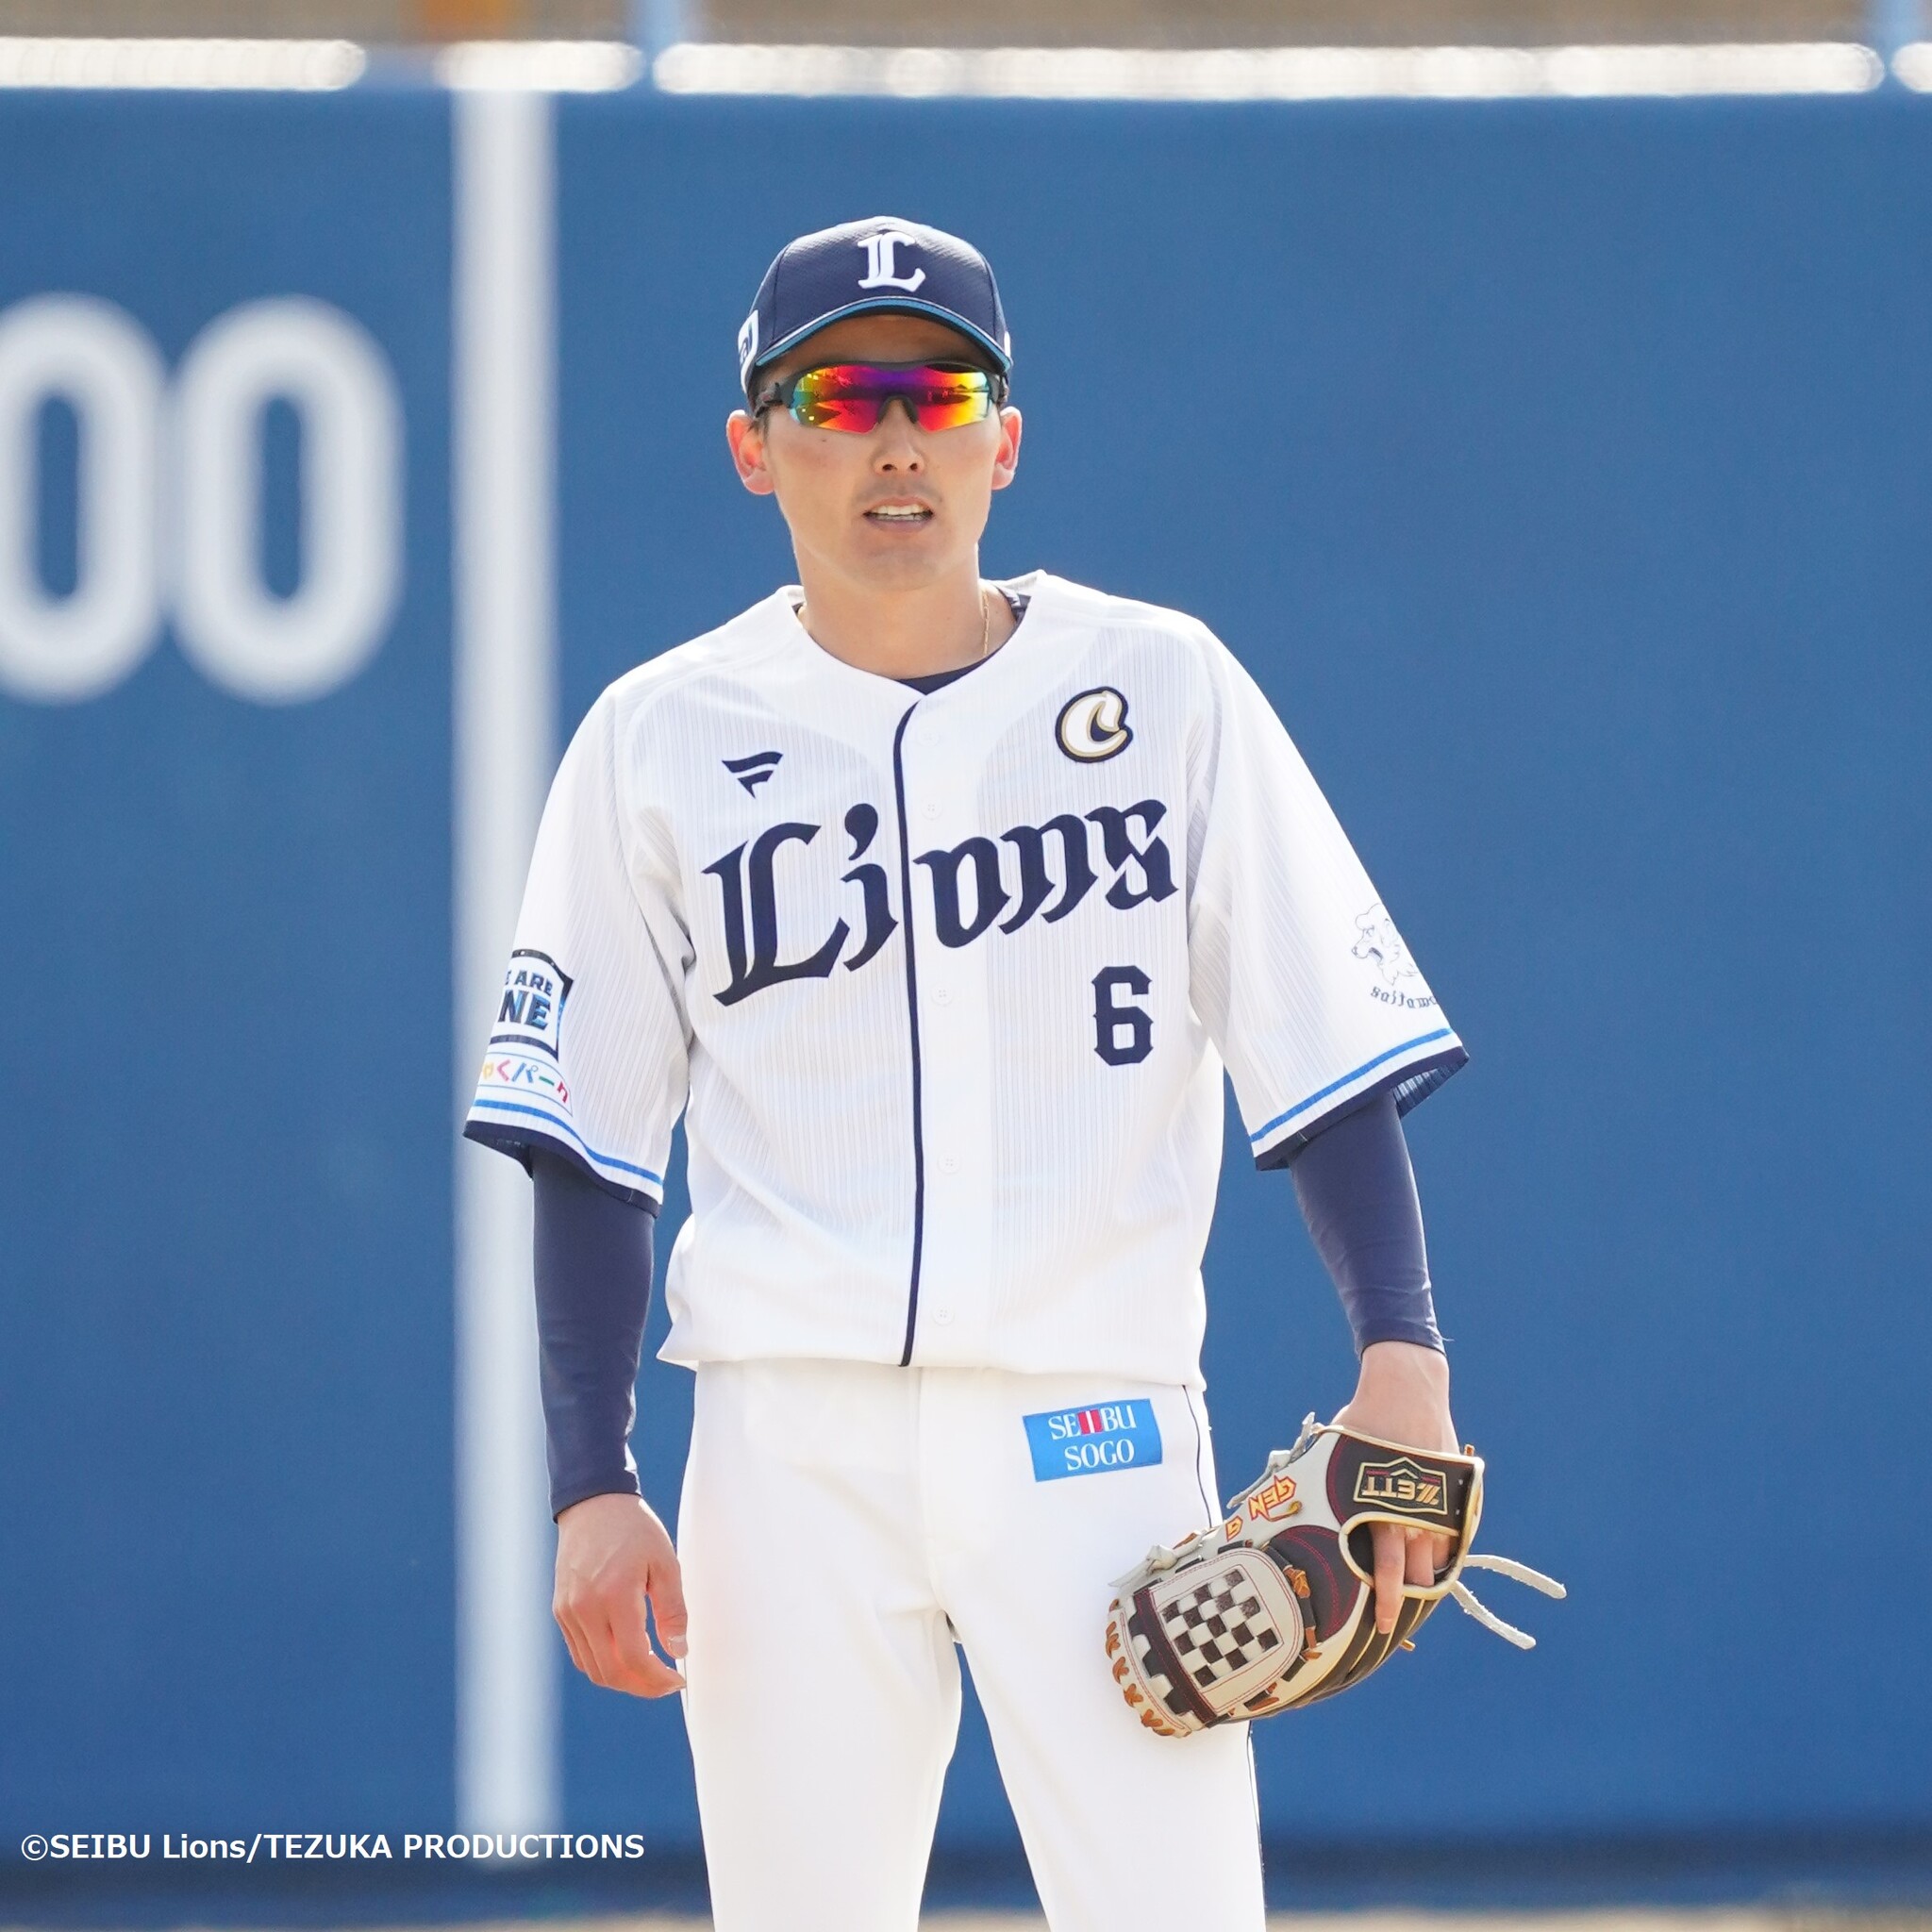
650;1555;689;1662
554;1606;591;1678
605;1584;686;1698
624;1652;687;1698
1405;1528;1436;1589
575;1605;634;1691
555;1583;686;1696
1372;1521;1406;1634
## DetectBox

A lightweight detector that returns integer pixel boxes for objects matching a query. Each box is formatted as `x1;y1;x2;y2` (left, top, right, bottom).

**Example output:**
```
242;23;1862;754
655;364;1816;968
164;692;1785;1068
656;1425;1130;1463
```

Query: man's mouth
864;502;934;525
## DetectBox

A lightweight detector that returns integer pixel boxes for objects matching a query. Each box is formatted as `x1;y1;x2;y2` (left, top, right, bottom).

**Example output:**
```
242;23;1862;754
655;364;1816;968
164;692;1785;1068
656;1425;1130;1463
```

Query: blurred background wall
0;5;1929;1921
0;0;1903;46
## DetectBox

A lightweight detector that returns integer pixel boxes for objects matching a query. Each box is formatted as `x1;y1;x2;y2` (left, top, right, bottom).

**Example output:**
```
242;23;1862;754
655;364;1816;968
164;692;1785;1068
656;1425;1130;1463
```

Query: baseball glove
1104;1414;1563;1737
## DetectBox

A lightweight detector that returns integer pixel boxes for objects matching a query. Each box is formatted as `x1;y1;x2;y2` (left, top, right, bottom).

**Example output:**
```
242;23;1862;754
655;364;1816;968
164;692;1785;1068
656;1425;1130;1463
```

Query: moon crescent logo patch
1056;687;1133;763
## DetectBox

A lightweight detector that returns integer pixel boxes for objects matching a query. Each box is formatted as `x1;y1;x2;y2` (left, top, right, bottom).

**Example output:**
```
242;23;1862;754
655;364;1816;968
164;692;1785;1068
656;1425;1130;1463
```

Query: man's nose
873;396;924;467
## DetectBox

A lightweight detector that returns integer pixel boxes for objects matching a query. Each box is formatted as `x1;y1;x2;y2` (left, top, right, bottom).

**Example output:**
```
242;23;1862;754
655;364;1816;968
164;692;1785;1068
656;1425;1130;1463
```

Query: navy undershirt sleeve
531;1148;657;1521
1286;1092;1443;1356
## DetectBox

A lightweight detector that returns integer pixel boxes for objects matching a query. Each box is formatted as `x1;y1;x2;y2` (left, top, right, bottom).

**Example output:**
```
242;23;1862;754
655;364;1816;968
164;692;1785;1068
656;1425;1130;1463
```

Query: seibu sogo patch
1024;1400;1162;1482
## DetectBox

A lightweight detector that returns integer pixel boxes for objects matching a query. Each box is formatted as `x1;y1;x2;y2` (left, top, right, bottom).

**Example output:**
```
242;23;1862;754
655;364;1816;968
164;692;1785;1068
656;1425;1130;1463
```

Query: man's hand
1330;1341;1457;1637
553;1492;688;1697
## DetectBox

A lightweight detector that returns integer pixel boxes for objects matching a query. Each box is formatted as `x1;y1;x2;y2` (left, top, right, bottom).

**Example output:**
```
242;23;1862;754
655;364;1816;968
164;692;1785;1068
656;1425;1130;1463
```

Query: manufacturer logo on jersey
1023;1400;1164;1482
856;228;926;291
724;749;782;795
1246;1474;1301;1523
1056;687;1133;762
1353;1457;1448;1518
1352;903;1438;1012
491;948;572;1059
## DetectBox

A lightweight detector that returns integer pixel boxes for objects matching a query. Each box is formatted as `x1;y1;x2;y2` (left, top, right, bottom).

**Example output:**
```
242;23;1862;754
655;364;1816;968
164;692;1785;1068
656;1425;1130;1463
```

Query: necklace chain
797;583;995;668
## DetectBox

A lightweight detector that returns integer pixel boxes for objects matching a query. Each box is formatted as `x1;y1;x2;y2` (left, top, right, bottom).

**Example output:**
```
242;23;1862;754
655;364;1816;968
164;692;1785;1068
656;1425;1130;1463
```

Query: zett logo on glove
1352;1456;1448;1516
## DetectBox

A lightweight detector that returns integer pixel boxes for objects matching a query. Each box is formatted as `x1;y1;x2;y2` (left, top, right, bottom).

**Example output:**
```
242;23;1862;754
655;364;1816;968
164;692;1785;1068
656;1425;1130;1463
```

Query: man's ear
990;406;1024;492
726;409;776;496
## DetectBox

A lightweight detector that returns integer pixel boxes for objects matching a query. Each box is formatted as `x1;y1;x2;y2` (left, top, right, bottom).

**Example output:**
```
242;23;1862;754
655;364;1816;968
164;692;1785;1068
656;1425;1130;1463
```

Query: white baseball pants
676;1357;1266;1932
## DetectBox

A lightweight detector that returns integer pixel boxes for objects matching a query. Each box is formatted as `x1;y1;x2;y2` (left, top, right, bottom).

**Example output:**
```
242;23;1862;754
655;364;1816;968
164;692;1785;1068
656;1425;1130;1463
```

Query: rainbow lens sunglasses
753;360;1009;434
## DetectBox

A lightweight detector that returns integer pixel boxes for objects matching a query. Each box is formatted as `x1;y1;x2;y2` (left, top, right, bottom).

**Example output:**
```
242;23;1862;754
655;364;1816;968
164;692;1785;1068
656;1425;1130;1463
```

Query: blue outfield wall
2;83;1930;1902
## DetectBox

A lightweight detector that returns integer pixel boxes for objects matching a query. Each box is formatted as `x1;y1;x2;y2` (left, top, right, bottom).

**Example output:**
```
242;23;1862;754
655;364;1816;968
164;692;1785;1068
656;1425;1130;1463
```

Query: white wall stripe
436;41;641;92
652;41;1885;99
452;86;559;1839
0;37;364;90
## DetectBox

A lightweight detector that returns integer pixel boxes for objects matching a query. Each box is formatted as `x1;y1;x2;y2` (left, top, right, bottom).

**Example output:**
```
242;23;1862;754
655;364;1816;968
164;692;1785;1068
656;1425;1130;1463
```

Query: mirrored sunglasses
754;360;1008;434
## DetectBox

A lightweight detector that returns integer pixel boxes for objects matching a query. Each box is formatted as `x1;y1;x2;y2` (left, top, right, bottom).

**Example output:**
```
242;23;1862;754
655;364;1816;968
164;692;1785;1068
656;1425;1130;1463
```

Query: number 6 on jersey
1093;965;1152;1065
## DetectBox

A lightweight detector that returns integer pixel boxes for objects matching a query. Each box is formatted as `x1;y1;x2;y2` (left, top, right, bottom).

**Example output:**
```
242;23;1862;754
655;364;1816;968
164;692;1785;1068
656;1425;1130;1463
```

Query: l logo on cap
858;229;926;292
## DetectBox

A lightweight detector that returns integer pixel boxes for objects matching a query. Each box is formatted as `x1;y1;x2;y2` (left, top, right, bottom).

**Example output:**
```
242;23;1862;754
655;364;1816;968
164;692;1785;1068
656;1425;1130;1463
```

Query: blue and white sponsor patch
1023;1400;1162;1482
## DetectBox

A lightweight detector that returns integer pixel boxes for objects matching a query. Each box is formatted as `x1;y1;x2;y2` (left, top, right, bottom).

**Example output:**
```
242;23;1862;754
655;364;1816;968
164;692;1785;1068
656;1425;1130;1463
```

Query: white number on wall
0;296;164;703
0;293;405;706
174;299;402;704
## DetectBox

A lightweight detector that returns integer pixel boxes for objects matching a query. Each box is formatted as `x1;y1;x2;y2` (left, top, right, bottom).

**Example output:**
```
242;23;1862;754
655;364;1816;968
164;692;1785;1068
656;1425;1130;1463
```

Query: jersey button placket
902;717;994;1367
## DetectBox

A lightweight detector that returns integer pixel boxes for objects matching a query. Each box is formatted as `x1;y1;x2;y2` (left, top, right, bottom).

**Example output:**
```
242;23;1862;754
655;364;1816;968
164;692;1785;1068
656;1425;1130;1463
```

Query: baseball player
465;217;1467;1930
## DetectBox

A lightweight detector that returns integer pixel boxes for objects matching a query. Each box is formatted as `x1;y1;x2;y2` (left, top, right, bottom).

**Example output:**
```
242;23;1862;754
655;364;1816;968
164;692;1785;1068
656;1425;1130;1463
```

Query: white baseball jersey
464;570;1464;1389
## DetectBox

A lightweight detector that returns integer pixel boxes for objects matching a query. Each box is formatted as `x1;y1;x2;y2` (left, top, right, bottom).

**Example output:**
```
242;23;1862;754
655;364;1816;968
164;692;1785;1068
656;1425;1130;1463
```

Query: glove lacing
1447;1554;1567;1651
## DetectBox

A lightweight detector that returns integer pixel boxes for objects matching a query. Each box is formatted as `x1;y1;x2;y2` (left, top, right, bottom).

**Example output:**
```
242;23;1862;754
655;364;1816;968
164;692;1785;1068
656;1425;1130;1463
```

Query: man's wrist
552;1474;644;1524
1354;1322;1445;1357
1357;1337;1450;1387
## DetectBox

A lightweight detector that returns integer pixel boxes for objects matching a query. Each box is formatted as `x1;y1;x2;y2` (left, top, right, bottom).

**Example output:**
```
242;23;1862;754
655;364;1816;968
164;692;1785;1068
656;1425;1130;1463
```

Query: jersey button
941;1155;958;1174
934;986;953;1006
921;802;940;819
932;1307;954;1325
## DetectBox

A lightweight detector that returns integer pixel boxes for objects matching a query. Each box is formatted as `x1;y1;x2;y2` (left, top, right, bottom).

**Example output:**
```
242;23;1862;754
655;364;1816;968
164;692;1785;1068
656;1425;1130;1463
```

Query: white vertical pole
1873;0;1924;66
632;0;695;64
452;86;559;1838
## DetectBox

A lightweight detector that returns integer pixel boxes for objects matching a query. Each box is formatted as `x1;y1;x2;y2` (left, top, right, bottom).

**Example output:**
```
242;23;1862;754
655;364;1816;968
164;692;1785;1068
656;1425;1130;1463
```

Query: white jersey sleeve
463;691;690;1208
1186;628;1466;1170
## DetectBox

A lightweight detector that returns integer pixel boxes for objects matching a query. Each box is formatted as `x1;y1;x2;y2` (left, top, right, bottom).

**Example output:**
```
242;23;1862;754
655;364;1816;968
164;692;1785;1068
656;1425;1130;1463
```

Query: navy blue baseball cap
738;215;1012;400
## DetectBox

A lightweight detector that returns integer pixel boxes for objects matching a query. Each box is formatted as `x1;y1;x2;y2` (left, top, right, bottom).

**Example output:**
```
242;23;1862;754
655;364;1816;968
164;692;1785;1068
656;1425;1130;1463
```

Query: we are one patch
1023;1400;1162;1482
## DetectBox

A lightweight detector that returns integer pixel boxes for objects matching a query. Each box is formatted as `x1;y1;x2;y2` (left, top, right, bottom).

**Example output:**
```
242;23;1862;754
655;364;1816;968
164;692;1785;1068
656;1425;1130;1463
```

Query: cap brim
746;296;1011;395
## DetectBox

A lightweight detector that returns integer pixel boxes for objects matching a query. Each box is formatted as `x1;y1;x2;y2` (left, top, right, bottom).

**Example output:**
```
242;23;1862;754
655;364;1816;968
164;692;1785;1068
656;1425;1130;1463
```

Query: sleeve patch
1351;903;1441;1016
489;947;573;1060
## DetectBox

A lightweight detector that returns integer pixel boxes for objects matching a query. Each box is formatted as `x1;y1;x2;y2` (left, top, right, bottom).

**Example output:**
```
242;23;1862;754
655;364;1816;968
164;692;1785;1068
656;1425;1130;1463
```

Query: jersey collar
764;571;1060;707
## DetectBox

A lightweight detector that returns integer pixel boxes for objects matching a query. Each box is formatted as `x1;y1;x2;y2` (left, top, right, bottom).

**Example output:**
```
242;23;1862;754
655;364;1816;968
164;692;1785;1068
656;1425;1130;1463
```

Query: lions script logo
704;797;1174;1007
1353;1457;1449;1518
1352;903;1437;1012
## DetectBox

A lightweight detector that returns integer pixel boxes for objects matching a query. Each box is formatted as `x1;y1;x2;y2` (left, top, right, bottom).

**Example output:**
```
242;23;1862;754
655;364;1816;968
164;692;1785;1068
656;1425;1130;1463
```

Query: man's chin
837;544;964;594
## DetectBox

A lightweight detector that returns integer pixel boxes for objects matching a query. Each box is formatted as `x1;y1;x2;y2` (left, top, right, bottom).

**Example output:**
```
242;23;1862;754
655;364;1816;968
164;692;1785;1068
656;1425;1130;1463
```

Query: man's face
726;312;1023;595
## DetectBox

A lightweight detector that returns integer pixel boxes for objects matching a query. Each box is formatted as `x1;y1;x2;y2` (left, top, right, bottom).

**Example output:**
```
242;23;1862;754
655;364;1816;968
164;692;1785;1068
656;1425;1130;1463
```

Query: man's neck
792;561;1004;681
